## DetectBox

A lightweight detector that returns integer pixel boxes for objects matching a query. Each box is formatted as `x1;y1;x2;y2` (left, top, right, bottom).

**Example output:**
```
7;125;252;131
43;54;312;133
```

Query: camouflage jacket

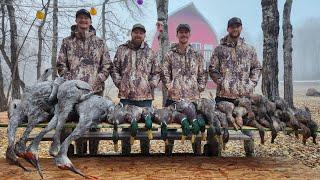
209;35;262;99
56;25;112;93
111;41;160;100
161;43;207;101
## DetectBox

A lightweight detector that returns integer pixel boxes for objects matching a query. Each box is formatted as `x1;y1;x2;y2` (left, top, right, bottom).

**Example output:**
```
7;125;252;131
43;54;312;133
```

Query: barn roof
169;2;218;37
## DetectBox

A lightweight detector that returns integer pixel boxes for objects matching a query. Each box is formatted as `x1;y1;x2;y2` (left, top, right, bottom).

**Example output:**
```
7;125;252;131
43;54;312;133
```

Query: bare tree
0;57;7;111
156;0;169;107
0;0;21;99
283;0;293;107
261;0;280;101
51;0;58;79
101;0;110;41
293;19;320;80
37;0;51;79
0;2;7;110
1;0;46;101
100;0;142;48
0;2;9;111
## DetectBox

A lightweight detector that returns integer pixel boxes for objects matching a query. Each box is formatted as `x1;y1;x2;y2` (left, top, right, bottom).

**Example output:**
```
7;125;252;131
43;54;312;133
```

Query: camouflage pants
215;96;236;104
120;99;152;155
120;99;152;107
164;99;176;107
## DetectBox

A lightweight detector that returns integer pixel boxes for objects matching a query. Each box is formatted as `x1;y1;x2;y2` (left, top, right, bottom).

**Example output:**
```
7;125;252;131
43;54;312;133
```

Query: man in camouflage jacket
161;24;207;106
56;9;112;95
209;17;262;103
56;9;112;155
208;18;261;156
111;23;159;154
111;23;160;107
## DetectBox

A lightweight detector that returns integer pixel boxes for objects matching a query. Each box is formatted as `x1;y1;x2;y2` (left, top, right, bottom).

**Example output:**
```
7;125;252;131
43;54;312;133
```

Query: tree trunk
0;3;9;108
156;0;169;107
261;0;280;101
37;0;51;79
102;0;110;41
6;0;21;99
51;0;58;79
283;0;293;108
0;58;7;112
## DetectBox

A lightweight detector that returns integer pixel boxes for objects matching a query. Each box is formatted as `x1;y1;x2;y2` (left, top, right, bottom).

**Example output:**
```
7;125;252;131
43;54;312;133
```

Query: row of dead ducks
5;69;319;179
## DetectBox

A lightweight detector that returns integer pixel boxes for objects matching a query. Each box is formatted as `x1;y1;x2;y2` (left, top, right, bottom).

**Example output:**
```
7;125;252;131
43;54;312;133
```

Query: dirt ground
1;156;320;179
0;83;319;179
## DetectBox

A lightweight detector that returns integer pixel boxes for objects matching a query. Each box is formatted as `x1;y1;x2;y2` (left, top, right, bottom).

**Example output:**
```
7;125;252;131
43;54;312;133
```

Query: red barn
151;2;218;89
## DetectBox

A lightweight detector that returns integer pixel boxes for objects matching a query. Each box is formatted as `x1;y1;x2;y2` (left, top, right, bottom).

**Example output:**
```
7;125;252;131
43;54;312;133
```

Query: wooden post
165;139;174;156
204;128;221;156
192;137;202;156
242;130;255;157
140;137;150;155
121;138;131;155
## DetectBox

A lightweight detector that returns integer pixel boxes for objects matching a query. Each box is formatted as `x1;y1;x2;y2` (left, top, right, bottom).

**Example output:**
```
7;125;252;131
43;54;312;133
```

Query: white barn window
203;44;213;63
191;42;201;51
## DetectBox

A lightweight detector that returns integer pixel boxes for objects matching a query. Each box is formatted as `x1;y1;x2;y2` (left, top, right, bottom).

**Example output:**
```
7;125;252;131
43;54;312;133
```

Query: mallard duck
216;101;238;130
153;108;173;144
232;106;247;129
172;110;190;144
294;107;318;144
142;107;154;140
250;94;280;143
172;100;199;143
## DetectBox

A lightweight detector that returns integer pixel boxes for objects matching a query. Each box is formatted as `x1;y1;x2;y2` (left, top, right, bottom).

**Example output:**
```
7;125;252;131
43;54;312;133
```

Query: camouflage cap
132;23;146;33
228;17;242;27
76;9;91;19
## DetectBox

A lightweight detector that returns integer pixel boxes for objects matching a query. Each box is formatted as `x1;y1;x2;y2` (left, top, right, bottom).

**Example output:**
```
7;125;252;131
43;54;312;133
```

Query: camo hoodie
209;35;262;99
56;25;112;93
111;40;160;100
161;43;207;101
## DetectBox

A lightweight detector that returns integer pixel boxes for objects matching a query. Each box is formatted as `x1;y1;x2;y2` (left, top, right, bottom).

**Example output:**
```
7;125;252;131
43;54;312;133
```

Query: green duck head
130;119;138;137
191;119;200;135
144;114;153;130
181;117;190;136
197;118;206;133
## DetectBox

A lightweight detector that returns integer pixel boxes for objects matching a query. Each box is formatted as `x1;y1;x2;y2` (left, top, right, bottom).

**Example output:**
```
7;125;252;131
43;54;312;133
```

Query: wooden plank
1;110;319;133
27;130;252;141
0;122;269;130
2;122;319;133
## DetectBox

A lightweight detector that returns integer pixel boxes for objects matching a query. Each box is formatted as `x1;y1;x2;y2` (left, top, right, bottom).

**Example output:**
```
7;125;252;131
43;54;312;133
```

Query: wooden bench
23;123;256;157
1;111;318;157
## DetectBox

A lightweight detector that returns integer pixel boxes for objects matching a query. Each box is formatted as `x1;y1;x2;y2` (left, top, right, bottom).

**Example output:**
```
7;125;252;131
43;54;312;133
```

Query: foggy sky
142;0;320;41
